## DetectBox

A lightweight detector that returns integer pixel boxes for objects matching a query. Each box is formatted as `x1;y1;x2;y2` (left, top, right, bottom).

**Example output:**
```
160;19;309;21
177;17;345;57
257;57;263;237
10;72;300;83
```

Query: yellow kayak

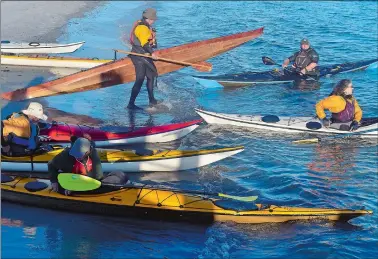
1;176;372;224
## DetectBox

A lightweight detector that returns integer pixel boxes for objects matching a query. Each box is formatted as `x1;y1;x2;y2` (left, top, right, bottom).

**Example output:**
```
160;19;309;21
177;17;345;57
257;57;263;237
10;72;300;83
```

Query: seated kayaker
315;79;362;131
49;137;128;194
282;38;319;77
1;102;47;156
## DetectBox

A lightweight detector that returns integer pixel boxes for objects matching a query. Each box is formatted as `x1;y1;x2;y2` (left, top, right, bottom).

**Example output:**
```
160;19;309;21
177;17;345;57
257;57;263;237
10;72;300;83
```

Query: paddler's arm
353;99;362;122
315;95;344;119
302;49;319;74
48;148;71;183
89;148;103;181
283;52;298;68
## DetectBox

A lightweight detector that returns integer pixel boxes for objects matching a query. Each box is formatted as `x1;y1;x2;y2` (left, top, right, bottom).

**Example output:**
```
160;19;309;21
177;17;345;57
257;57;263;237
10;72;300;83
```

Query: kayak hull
194;59;378;87
1;146;244;173
1;27;264;101
1;41;85;54
195;109;378;138
39;120;203;147
1;177;372;224
1;54;110;68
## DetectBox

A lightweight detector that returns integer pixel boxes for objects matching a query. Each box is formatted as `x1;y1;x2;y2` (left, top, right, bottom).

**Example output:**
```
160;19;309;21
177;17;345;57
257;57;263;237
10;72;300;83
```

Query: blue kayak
194;58;378;87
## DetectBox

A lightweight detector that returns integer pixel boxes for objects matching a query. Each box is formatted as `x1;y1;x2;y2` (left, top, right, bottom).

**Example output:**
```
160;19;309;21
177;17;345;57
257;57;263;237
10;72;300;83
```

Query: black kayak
193;58;378;87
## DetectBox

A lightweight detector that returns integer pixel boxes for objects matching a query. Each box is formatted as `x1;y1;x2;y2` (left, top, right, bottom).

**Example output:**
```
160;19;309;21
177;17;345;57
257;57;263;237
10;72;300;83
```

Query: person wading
127;8;160;110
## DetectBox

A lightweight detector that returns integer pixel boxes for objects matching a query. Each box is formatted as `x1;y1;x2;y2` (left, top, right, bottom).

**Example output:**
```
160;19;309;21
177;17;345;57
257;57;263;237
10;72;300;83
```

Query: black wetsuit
288;47;319;77
128;19;158;108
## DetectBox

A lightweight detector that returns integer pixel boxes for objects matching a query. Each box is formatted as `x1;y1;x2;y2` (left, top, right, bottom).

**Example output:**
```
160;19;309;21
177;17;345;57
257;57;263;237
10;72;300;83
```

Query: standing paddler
127;8;160;110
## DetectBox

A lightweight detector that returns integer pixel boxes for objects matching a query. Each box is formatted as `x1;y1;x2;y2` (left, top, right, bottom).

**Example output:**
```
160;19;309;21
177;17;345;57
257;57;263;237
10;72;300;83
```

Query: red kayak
38;120;202;147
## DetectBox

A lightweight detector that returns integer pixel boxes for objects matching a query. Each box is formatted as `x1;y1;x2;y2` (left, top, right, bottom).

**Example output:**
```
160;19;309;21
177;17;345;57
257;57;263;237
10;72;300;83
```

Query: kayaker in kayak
49;137;129;195
316;79;362;131
1;102;47;156
127;8;160;110
282;38;319;77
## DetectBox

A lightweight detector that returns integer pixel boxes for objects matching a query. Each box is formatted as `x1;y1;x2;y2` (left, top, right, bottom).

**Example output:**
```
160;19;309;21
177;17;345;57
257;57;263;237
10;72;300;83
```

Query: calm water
2;1;378;258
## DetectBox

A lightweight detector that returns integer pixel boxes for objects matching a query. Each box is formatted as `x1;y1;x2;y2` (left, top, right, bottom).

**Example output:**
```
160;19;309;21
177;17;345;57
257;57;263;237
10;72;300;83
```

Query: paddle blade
58;173;101;191
262;56;276;65
218;193;258;202
192;77;224;88
191;61;212;72
292;138;320;144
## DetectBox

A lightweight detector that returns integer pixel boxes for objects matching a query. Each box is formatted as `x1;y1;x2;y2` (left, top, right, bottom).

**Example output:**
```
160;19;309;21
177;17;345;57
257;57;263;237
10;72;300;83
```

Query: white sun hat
22;102;48;121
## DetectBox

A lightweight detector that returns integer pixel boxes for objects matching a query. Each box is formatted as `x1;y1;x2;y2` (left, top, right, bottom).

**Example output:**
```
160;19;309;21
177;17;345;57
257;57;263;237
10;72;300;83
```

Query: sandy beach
1;1;104;124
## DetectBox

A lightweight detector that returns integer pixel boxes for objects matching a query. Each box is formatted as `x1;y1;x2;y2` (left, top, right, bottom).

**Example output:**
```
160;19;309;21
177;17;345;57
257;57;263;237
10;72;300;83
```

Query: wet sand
1;1;104;125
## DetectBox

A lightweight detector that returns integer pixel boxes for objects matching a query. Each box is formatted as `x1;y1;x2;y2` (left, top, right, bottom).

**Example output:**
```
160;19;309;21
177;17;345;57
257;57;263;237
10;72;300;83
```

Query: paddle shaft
321;127;377;140
115;49;207;67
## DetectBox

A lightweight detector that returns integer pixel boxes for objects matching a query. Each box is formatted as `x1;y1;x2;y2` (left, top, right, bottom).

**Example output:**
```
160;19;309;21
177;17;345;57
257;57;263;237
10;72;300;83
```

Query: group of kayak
1;8;376;225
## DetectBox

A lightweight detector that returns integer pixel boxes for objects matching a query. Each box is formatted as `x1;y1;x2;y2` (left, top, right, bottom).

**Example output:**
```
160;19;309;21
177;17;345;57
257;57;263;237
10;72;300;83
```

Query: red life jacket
129;19;156;47
72;156;93;175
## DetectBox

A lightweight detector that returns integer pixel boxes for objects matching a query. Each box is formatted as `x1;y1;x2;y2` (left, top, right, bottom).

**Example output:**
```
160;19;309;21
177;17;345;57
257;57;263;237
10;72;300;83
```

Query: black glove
350;120;360;131
321;118;331;127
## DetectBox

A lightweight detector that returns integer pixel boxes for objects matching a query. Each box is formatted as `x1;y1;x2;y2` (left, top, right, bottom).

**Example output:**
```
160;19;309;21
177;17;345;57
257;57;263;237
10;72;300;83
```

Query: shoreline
1;1;104;42
1;1;105;125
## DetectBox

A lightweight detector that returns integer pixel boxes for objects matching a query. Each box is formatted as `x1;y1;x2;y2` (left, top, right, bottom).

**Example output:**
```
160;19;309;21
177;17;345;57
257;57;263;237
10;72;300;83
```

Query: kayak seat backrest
261;115;280;123
1;174;14;183
24;181;49;192
306;121;322;130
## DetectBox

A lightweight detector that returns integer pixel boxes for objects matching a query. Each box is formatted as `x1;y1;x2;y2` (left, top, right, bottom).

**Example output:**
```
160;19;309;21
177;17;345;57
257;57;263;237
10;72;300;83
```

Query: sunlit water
2;1;377;258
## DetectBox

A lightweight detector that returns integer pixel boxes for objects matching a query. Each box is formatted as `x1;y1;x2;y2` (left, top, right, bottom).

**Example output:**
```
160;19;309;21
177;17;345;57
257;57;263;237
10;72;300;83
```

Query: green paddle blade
218;193;258;202
58;173;101;191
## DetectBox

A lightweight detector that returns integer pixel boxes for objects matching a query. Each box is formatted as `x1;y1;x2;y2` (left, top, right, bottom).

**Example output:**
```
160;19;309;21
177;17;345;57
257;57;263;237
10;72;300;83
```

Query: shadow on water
1;202;208;258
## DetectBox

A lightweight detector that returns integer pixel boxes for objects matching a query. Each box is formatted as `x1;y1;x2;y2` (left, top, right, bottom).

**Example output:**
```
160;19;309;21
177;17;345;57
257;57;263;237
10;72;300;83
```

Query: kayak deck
1;176;372;224
1;146;244;173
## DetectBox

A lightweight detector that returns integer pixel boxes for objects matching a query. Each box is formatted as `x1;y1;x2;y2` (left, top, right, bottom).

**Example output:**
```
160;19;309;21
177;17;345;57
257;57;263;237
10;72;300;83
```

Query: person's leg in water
145;60;161;106
127;58;146;110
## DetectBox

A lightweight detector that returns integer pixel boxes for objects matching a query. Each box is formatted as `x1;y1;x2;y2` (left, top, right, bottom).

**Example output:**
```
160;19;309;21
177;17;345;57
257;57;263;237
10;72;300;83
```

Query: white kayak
1;146;244;173
1;41;85;54
195;109;378;138
0;54;111;69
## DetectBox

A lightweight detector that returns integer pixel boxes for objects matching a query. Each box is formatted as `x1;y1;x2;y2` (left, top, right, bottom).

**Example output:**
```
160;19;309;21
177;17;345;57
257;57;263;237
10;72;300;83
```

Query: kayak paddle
292;127;377;144
115;49;213;72
58;173;258;202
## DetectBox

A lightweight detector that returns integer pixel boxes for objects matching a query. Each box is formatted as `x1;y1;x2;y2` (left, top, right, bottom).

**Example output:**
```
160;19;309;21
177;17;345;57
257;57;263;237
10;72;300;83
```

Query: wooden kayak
1;41;85;54
1;27;264;101
1;54;111;68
